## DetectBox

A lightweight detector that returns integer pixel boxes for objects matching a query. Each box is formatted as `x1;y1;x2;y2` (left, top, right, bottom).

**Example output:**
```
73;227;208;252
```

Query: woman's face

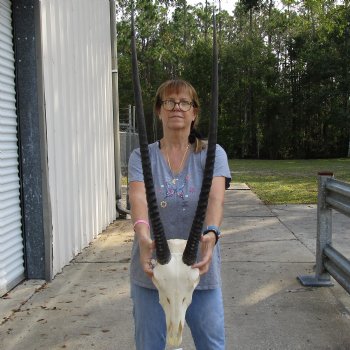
159;91;197;133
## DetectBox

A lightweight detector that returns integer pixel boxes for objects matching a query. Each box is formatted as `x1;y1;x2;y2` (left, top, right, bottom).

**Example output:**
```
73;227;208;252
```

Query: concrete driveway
1;186;350;349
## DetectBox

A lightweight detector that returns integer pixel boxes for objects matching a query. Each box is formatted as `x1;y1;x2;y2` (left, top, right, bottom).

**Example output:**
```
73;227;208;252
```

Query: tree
116;0;350;158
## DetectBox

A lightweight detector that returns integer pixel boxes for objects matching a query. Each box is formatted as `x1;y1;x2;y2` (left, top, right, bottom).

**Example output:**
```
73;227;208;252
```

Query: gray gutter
109;0;129;218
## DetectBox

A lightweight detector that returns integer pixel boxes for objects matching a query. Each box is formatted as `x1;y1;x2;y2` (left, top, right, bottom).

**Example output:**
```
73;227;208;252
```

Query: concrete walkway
1;186;350;349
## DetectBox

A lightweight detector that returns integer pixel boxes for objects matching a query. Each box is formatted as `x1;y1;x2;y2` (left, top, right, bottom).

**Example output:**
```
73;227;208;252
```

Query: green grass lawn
229;158;350;205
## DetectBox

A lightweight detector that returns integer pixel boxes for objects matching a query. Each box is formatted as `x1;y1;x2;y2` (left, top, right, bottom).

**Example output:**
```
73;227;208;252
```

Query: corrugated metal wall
40;0;116;275
0;0;25;294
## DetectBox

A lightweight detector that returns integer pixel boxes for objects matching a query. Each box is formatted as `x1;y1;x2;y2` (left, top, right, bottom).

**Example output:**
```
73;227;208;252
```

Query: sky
187;0;237;14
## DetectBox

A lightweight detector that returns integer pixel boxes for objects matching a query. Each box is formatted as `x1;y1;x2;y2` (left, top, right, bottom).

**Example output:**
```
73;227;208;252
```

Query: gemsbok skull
130;4;218;346
152;239;200;346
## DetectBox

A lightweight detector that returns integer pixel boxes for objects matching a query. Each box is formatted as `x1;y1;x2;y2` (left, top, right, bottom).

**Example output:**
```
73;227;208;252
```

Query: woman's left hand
191;232;216;275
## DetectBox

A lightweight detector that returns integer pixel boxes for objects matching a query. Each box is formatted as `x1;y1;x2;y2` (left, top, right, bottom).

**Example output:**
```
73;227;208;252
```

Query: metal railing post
298;172;334;287
315;172;334;280
127;104;132;160
132;105;136;133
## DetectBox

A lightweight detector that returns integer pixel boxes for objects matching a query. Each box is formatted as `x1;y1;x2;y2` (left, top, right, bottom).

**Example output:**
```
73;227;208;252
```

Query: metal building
0;0;25;296
0;0;118;295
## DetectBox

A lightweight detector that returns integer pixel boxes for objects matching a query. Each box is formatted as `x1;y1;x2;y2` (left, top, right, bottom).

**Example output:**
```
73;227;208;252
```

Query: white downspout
110;0;129;218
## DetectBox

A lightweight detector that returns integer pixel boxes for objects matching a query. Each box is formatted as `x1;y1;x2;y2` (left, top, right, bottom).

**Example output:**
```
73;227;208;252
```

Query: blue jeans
131;283;225;350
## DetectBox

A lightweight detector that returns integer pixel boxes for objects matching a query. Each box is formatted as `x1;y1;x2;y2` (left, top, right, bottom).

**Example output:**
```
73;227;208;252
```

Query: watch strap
203;225;221;244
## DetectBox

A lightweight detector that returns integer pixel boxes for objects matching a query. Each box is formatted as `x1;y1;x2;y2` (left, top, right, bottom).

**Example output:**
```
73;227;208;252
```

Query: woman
128;79;231;350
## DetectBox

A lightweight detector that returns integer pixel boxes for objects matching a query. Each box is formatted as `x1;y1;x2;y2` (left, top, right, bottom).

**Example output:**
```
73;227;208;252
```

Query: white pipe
110;0;129;218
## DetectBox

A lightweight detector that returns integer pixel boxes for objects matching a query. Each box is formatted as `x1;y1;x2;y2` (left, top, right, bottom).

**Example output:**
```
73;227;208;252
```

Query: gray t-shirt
128;141;231;290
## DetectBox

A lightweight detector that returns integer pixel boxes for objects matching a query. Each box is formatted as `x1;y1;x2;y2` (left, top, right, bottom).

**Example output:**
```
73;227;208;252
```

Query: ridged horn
130;8;171;265
182;8;218;266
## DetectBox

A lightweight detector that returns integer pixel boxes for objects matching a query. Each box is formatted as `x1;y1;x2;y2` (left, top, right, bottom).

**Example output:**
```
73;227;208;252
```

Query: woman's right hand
138;235;155;278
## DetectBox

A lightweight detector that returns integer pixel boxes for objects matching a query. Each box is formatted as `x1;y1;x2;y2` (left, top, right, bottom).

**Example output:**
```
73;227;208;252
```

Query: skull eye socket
182;297;186;304
167;297;170;304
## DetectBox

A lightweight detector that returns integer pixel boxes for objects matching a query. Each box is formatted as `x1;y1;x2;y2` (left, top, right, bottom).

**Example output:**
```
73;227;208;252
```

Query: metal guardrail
298;173;350;294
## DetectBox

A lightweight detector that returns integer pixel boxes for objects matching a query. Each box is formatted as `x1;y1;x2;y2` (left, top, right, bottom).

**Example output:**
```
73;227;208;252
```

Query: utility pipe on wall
109;0;129;218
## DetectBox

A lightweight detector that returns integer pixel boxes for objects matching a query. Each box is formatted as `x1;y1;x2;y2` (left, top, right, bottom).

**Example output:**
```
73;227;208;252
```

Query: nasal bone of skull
152;239;200;347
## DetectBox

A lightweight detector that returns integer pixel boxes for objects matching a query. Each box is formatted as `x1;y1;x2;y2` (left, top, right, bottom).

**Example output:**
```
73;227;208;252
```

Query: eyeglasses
161;100;193;112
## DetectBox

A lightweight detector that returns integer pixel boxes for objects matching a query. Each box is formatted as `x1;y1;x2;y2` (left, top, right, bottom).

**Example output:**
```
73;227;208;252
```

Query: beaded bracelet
133;219;150;231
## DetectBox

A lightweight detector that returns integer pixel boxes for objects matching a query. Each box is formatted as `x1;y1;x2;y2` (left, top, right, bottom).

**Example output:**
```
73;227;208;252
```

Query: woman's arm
192;176;226;274
128;181;154;277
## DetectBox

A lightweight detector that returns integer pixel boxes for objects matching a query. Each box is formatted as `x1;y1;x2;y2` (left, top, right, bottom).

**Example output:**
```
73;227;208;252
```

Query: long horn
182;8;218;266
130;7;171;265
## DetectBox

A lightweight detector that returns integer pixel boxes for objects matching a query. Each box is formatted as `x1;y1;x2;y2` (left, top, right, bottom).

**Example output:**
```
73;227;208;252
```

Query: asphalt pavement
1;184;350;350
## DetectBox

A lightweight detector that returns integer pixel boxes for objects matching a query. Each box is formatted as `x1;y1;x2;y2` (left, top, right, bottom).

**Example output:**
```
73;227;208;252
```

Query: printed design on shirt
158;173;196;202
164;175;187;199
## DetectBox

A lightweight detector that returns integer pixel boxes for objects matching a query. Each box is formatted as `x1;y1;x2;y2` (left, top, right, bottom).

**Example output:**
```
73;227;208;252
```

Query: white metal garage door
0;0;25;296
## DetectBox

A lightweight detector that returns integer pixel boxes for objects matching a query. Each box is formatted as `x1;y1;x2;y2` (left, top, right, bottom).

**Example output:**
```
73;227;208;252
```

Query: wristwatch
203;225;221;244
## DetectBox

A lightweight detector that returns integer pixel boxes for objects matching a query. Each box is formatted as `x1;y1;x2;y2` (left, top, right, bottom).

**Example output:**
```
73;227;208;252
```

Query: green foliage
116;0;350;158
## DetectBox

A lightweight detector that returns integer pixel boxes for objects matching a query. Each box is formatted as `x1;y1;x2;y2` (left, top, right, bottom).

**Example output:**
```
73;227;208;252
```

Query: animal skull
152;239;200;346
